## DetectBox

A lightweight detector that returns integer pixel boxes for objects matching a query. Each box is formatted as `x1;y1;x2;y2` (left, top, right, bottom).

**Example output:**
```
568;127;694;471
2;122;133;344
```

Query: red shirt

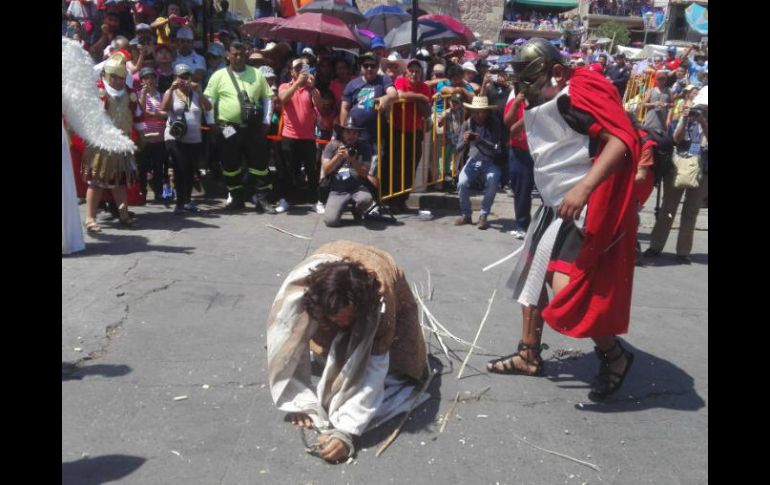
279;82;317;140
329;78;347;106
393;77;431;132
504;98;528;151
664;57;683;71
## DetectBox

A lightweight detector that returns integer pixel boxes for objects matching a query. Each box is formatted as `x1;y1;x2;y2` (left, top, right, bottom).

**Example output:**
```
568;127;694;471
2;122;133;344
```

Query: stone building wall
356;0;505;43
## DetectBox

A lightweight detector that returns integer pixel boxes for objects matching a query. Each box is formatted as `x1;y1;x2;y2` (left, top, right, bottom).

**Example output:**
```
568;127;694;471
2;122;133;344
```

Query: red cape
541;68;640;338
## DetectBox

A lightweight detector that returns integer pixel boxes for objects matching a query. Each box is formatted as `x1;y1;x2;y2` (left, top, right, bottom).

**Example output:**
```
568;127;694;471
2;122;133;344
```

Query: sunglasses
362;63;378;70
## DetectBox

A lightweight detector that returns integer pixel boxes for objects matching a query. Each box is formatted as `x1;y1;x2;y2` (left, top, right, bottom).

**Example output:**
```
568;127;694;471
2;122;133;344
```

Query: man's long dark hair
301;260;381;324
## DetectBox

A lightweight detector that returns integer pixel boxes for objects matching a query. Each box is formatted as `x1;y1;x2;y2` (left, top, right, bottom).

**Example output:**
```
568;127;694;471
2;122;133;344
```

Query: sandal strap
517;340;549;354
595;340;625;362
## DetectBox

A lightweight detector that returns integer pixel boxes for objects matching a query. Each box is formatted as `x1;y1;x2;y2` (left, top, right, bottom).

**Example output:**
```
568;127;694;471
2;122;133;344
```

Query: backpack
640;129;674;185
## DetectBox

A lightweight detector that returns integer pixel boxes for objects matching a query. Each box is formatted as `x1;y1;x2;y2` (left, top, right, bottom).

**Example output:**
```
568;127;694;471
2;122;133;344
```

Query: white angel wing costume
61;37;136;254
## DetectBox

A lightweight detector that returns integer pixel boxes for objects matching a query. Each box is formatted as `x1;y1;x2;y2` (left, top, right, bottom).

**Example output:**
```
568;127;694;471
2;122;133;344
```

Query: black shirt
606;64;631;96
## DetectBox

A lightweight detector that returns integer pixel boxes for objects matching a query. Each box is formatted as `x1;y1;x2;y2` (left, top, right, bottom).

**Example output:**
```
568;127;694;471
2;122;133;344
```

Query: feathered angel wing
61;37;136;153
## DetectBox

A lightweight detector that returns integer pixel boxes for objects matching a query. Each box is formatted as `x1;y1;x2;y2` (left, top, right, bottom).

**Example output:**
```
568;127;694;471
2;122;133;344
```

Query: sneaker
224;197;245;211
477;214;490;230
275;198;290;214
173;206;185;215
183;203;200;213
454;215;472;226
675;255;691;265
642;248;661;258
314;201;325;214
252;194;277;214
509;229;526;239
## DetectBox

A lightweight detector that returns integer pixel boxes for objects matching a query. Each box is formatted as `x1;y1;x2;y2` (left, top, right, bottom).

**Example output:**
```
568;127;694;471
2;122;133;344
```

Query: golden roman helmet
103;53;128;78
512;37;566;84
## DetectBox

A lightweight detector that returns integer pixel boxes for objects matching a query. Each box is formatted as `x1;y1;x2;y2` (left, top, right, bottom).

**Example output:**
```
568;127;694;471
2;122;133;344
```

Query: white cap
462;61;477;73
302;47;316;58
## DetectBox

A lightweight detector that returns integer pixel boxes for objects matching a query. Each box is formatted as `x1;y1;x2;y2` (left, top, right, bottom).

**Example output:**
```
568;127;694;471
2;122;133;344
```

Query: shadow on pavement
356;355;444;451
62;454;146;485
544;342;705;413
62;362;132;381
640;252;708;267
65;235;195;257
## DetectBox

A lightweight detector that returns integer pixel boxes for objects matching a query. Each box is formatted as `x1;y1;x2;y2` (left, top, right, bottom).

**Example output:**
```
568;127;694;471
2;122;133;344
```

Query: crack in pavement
62;304;130;375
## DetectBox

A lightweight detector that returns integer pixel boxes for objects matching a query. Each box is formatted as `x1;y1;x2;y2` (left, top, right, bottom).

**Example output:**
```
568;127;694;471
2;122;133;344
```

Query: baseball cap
370;37;386;50
359;51;377;63
207;43;225;57
302;47;316;59
174;63;192;76
432;63;446;73
139;67;157;79
461;61;477;73
129;37;141;46
176;27;194;40
259;66;276;79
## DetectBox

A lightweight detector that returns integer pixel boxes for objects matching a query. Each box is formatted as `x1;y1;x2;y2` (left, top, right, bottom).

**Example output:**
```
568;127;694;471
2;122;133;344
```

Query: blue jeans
508;147;535;231
457;158;501;217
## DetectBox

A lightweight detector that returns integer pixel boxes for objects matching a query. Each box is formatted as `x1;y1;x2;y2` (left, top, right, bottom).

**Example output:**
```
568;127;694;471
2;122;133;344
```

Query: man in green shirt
204;41;274;211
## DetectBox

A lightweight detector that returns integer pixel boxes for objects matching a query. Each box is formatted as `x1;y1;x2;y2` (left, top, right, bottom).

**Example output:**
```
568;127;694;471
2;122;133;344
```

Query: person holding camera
644;102;708;264
137;67;168;203
276;59;322;214
162;63;211;215
320;117;378;227
454;96;504;230
204;41;274;212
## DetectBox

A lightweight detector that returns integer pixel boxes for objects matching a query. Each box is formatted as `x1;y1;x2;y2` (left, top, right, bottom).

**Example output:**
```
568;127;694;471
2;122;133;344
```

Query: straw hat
381;52;407;72
463;96;496;111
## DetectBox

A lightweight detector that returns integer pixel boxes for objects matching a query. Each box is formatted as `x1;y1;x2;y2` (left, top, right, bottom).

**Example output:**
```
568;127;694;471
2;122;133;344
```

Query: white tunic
509;85;592;306
524;85;592;209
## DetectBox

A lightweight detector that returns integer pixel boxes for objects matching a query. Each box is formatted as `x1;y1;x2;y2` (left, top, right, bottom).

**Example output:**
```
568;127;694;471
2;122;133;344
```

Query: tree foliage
593;21;631;49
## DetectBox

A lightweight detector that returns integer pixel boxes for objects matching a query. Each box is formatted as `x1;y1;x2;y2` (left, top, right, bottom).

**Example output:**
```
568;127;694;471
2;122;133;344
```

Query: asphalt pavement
62;186;708;485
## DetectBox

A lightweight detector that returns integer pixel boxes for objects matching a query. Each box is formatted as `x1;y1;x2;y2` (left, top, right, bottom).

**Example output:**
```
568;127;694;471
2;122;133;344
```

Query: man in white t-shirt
173;27;206;83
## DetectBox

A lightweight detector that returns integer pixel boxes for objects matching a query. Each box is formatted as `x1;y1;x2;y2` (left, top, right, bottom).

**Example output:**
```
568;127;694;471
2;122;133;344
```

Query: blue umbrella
497;54;514;64
359;5;411;38
383;20;452;50
685;3;708;35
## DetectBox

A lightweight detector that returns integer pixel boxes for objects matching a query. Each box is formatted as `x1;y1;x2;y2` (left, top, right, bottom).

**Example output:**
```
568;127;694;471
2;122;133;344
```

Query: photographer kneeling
320;116;378;227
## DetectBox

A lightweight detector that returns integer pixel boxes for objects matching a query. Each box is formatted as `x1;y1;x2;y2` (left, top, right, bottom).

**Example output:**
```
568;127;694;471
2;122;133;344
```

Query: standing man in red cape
487;38;640;402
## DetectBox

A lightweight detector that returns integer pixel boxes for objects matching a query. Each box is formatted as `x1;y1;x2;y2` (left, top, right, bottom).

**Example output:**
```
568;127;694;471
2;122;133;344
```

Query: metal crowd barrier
376;94;466;202
622;71;655;123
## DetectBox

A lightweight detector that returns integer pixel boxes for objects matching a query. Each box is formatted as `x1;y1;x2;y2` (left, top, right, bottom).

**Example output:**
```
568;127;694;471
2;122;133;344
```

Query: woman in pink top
386;59;432;212
328;59;352;111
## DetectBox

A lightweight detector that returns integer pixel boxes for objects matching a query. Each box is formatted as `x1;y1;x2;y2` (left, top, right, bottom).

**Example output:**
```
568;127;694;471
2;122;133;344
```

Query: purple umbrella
513;38;527;45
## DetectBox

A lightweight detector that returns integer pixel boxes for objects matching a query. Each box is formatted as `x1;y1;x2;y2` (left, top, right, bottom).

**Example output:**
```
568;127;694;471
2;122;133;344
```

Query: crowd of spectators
62;0;707;252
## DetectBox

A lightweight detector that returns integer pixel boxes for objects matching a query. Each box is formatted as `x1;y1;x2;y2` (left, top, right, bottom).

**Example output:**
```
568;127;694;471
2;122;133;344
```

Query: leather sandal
487;340;549;376
588;339;635;401
118;203;137;226
84;220;102;233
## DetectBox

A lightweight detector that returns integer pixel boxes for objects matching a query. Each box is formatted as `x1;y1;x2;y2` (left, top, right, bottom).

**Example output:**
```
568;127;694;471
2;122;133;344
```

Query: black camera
237;90;261;127
688;105;706;119
169;119;187;139
345;145;358;158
